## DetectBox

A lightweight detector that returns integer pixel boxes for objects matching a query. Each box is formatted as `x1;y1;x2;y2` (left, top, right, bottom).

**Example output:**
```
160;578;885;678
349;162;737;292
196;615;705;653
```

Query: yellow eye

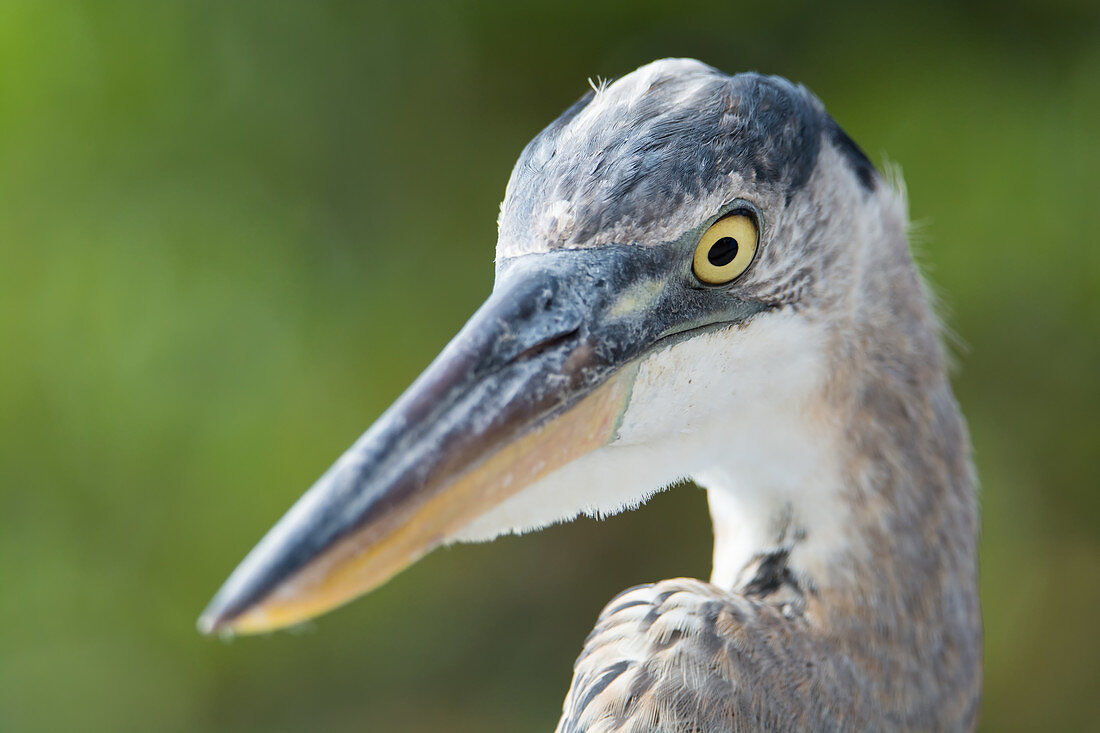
692;213;758;285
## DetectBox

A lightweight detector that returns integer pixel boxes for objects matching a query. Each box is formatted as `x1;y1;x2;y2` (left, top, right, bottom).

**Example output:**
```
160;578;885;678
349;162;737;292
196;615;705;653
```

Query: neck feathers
706;176;982;722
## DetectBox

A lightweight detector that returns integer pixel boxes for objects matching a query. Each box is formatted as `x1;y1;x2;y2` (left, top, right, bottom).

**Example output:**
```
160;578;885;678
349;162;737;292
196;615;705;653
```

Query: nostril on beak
509;327;581;364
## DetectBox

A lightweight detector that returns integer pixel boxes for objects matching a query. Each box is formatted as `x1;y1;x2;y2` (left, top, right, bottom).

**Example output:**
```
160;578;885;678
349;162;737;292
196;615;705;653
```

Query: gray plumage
198;57;982;732
500;70;824;254
499;60;983;732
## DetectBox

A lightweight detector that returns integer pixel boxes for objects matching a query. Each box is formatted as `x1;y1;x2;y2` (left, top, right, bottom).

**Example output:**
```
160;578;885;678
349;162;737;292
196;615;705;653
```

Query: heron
199;59;982;730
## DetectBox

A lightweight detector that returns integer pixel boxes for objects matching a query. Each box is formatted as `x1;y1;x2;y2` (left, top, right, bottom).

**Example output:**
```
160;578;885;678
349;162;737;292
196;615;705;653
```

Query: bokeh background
1;1;1097;730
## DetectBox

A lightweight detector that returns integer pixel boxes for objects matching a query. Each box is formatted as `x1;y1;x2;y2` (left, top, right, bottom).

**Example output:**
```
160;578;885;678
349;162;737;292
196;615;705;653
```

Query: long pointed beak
199;241;763;635
199;250;646;635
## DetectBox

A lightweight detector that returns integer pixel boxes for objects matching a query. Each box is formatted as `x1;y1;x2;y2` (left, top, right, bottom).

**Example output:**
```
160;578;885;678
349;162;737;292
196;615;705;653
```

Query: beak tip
197;589;246;638
196;605;228;637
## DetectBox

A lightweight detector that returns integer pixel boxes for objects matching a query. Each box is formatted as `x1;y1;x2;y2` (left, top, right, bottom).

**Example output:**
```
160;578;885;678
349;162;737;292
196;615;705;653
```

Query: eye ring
692;212;759;285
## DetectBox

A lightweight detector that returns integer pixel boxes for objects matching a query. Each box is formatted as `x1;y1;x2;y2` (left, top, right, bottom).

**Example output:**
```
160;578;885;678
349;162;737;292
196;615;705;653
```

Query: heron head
200;58;889;635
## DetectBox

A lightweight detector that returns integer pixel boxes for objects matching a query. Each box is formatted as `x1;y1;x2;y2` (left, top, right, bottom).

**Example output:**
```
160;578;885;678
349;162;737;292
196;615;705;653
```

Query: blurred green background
1;1;1097;730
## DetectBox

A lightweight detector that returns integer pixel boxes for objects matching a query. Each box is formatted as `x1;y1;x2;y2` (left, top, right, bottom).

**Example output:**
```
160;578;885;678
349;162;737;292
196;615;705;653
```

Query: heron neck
703;362;977;621
702;233;981;693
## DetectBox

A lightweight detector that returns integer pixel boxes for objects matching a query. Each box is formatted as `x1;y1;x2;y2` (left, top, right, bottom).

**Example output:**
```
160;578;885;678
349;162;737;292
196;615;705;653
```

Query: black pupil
707;237;738;267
